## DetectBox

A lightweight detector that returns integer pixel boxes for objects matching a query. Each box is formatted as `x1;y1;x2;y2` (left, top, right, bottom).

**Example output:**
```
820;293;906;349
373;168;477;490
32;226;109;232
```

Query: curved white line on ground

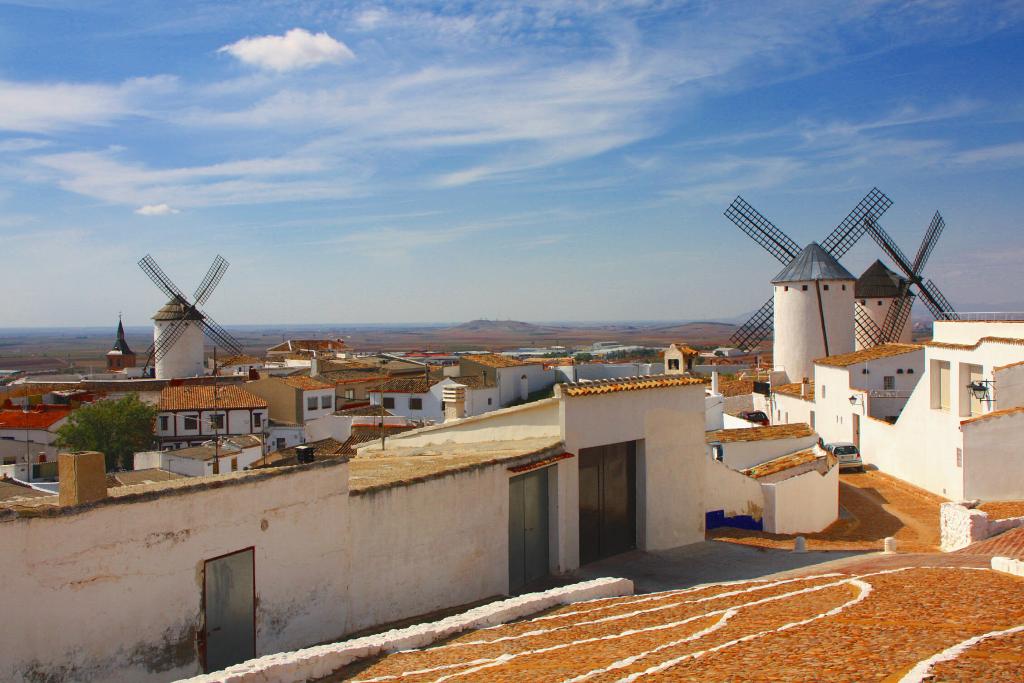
424;576;871;683
897;623;1024;683
560;609;738;683
614;579;874;683
431;574;843;652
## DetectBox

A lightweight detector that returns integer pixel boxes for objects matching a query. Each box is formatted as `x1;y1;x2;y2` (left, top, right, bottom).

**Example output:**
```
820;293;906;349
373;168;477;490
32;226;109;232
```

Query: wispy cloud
134;203;179;216
218;28;355;72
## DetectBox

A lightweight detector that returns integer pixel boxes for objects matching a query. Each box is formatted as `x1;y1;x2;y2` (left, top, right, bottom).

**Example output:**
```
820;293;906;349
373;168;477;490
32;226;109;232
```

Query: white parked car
826;442;863;471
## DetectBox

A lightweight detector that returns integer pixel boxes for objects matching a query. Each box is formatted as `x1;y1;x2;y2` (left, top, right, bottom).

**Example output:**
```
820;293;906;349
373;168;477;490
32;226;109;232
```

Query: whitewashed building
155;385;268;450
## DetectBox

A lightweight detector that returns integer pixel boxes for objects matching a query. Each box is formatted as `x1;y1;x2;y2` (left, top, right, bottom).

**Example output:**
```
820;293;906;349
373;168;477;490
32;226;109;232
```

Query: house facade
0;405;73;480
155;385;268;450
459;354;555;406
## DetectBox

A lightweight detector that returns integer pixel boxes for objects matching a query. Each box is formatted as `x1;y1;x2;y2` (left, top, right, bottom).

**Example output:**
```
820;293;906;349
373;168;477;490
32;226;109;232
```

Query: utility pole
212;347;220;475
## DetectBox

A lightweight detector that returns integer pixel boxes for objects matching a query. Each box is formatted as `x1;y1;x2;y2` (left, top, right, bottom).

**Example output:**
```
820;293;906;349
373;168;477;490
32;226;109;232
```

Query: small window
802;284;808;291
159;415;169;431
711;444;724;462
320;395;332;409
668;358;680;370
487;397;492;405
382;397;395;409
821;385;826;399
231;457;238;472
907;368;914;374
841;284;846;291
252;412;262;428
897;369;904;374
409;397;423;410
210;413;225;430
784;286;789;292
184;415;199;430
956;448;963;468
809;411;815;428
823;284;829;291
345;389;355;399
859;299;866;305
878;300;883;306
883;376;895;390
307;396;318;411
276;438;285;450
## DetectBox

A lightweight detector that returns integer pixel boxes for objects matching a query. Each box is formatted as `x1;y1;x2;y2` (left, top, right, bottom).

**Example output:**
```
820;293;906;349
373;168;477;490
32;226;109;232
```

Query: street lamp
967;380;994;405
848;394;864;408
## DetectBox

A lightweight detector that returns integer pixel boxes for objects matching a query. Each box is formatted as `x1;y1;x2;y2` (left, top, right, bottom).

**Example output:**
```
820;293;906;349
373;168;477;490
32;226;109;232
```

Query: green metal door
203;548;255;673
508;467;550;593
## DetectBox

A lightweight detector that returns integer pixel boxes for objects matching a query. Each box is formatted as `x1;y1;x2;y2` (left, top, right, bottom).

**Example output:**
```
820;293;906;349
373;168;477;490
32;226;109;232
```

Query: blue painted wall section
705;509;763;531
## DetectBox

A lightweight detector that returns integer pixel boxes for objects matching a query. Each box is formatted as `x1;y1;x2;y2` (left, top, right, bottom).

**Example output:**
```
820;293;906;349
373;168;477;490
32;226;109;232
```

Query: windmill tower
724;188;893;383
138;254;244;379
854;261;913;349
772;243;856;384
855;211;959;348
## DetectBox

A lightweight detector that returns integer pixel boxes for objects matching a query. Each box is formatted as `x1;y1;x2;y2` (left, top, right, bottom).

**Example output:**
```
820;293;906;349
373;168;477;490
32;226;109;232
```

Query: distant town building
155;385;268;450
105;316;136;371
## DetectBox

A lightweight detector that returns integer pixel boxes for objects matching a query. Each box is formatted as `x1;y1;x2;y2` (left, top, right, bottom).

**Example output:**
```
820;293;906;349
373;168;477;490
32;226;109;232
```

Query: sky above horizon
2;0;1024;327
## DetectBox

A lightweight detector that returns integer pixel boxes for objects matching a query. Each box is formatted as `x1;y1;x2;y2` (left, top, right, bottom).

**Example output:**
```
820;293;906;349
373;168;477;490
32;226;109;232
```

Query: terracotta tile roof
668;343;700;356
925;336;1024;351
719;378;755;397
706;423;815;443
335;405;393;416
446;375;496;389
158;385;267;411
0;405;73;430
253;437;350;468
561;374;706;397
960;406;1024;426
741;447;825;479
773;381;814;402
994;359;1024;372
279;375;333;391
217;354;264;367
462;354;528;368
371;377;434;393
814;343;923;367
0;478;51;503
343;424;417;454
172;443;242;461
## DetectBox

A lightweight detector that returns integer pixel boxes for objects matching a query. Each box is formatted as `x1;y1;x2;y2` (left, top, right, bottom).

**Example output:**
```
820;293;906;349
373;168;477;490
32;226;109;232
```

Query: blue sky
2;0;1023;327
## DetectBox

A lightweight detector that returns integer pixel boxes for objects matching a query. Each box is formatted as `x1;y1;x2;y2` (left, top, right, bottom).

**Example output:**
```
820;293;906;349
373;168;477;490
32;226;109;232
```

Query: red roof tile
158;385;267;411
0;405;73;430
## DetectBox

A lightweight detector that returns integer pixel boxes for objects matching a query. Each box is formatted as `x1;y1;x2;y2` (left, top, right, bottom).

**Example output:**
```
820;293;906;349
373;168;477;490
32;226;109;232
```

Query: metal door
852;413;861;450
508;467;549;593
578;441;636;564
203;548;255;673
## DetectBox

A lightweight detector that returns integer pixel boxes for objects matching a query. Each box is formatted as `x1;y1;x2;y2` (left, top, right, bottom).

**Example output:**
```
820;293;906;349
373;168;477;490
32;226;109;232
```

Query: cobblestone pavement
708;469;945;553
337;562;1024;682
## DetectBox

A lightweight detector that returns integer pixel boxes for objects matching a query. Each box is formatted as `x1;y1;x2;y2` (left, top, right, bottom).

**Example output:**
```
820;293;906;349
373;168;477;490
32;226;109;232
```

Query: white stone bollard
793;536;807;553
883;536;898;554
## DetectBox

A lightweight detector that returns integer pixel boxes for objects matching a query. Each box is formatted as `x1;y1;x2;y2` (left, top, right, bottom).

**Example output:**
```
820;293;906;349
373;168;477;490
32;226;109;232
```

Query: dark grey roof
855;260;908;298
772;243;855;284
152;296;204;321
109;318;135;355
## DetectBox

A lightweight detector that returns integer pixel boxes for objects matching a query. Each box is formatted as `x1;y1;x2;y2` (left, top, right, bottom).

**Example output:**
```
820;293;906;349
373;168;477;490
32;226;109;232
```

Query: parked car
825;442;863;471
738;410;770;426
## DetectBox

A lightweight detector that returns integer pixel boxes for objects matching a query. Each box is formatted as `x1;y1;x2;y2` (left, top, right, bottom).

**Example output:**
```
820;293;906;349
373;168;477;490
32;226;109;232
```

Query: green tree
55;394;157;471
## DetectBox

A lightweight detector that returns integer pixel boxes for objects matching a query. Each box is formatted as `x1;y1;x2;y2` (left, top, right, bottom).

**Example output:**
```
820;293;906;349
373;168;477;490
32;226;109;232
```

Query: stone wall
941;501;1024;551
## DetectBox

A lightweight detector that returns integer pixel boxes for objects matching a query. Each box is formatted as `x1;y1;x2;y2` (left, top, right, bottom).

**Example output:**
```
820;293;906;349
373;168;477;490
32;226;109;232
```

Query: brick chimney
58;451;108;506
443;383;467;422
801;377;810;399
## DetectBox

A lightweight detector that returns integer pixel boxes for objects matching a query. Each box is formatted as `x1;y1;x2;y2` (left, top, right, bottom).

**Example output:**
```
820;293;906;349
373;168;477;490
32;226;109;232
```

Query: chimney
294;445;315;464
801;377;809;399
58;451;108;506
443;384;467;422
711;370;720;395
310;353;319;377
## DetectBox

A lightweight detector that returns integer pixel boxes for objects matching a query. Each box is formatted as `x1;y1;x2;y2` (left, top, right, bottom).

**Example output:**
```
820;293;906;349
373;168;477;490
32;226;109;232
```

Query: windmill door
508;467;550;593
579;441;637;564
203;548;256;673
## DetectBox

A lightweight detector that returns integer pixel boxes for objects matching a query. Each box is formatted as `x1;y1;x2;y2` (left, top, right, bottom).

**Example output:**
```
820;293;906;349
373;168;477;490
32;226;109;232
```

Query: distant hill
445;319;550;334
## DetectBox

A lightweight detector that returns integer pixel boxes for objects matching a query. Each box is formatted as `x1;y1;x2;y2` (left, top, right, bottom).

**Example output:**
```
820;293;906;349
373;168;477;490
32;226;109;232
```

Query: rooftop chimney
442;384;467;422
295;445;316;464
801;377;810;399
711;370;720;396
310;353;319;377
58;451;108;506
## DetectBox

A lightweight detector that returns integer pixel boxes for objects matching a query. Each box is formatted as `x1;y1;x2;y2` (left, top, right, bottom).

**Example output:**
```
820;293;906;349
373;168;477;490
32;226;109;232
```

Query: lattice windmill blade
730;297;774;349
854;305;885;348
724;197;802;265
911;211;944;274
864;218;915;276
880;287;915;342
193;255;229;307
820;187;894;260
920;279;959;320
197;313;244;356
138;254;189;303
153;318;193;361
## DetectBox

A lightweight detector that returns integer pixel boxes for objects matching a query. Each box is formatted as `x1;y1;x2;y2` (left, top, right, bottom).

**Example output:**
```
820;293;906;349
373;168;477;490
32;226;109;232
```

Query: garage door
579;441;637;564
508;467;550;593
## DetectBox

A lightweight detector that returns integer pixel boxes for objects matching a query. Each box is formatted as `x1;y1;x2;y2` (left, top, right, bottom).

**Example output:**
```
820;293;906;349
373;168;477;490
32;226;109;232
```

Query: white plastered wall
712;433;818;471
762;464;838;534
773;279;854;384
704;458;765;523
0;463;350;683
154;320;205;379
961;411;1024;500
770;393;814;428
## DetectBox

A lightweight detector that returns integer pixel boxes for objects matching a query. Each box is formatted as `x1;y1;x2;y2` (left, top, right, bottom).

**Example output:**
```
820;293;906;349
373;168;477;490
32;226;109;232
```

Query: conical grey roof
772;242;855;284
855;259;907;298
110;317;134;354
152;296;204;321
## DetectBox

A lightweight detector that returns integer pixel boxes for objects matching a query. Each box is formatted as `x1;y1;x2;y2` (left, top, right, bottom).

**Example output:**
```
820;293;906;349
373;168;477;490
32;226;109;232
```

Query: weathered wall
762;464;838;534
704;457;764;523
0;463;350;683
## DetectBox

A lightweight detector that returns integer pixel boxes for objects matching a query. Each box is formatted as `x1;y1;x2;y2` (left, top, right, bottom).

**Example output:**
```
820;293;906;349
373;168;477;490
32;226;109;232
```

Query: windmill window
802;285;808;291
784;286;789;292
908;368;915;374
878;300;883;306
897;369;904;374
860;299;866;305
841;284;846;291
823;284;829;291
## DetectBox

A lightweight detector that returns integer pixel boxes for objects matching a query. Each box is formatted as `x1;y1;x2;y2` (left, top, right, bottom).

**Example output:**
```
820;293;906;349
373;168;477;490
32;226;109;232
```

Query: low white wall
704;457;764;522
722;414;756;429
369;399;560;449
304;414;353;442
716;433;818;471
940;501;1024;551
762;464;838;534
0;463;350;683
962;411;1024;500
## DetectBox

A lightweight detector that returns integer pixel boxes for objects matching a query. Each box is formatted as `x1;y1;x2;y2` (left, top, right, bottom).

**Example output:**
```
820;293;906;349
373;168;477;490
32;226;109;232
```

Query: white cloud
218;28;355;72
0;76;175;133
134;203;179;216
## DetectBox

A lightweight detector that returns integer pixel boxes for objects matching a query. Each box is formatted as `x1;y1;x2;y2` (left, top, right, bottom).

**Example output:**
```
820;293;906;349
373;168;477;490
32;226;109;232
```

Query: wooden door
578;441;636;564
